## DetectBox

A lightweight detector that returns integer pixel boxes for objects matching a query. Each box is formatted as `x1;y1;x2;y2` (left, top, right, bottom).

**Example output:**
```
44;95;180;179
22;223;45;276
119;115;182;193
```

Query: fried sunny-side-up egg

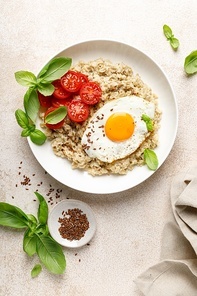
81;95;155;163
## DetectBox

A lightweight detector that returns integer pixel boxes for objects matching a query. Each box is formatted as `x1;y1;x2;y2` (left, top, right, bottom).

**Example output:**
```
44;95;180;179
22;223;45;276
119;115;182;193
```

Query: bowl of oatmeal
28;40;178;194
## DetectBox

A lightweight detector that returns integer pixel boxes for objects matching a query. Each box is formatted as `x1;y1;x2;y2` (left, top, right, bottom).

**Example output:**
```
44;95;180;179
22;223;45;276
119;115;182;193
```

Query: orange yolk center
105;112;135;142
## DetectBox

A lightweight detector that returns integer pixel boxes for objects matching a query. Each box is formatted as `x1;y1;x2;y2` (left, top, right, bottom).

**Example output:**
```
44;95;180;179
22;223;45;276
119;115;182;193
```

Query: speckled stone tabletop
1;1;197;296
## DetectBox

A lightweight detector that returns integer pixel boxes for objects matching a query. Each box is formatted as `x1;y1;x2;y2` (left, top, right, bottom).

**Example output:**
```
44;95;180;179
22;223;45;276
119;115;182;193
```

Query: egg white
81;95;155;163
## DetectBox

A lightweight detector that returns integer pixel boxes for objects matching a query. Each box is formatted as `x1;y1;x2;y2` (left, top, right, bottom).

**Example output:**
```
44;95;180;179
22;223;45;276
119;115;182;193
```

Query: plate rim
28;39;178;194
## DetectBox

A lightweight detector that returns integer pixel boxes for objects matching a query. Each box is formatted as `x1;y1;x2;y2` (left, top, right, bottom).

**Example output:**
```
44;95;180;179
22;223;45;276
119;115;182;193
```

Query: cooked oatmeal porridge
40;58;161;176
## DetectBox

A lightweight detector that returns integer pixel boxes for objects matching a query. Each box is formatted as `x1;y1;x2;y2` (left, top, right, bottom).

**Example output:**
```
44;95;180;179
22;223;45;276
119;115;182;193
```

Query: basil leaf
21;125;36;137
0;202;29;228
37;83;55;96
15;109;29;129
21;128;32;137
163;24;172;39
23;229;37;256
30;129;47;145
34;192;48;225
31;264;42;278
141;114;153;131
35;224;49;236
36;234;66;274
184;50;197;75
24;88;40;123
45;106;67;124
170;37;179;50
144;149;159;171
27;214;38;225
15;71;37;87
38;57;72;83
163;24;179;50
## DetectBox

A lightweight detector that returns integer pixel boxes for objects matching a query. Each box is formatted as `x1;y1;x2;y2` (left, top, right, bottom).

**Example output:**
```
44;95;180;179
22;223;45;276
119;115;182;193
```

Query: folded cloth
134;166;197;296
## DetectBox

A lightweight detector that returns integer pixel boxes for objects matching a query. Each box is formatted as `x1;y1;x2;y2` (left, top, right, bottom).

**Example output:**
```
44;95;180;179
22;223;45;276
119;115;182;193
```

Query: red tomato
73;73;89;94
44;107;65;129
53;79;71;100
79;73;89;84
61;71;82;93
80;82;102;105
51;96;72;108
68;100;90;122
38;92;52;108
71;95;82;102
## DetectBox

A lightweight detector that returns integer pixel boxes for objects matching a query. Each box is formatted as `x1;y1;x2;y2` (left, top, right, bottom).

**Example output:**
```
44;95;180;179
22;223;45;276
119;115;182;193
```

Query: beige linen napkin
134;166;197;295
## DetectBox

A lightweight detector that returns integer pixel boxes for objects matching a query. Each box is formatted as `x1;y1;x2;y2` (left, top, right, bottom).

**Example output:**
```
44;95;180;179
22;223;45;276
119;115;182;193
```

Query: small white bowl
48;199;96;248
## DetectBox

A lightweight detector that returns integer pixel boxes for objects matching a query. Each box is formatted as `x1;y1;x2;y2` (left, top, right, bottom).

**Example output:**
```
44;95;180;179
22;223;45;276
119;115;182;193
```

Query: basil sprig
184;51;197;75
0;192;66;276
141;114;154;131
163;24;179;50
15;109;47;145
15;57;72;145
144;148;159;171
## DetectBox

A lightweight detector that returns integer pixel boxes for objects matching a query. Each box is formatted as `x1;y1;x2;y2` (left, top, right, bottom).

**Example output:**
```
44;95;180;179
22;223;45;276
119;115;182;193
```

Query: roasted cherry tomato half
44;107;65;129
67;99;90;122
61;71;82;93
37;92;52;108
80;82;102;105
71;95;82;102
78;73;89;84
53;79;71;100
51;96;72;108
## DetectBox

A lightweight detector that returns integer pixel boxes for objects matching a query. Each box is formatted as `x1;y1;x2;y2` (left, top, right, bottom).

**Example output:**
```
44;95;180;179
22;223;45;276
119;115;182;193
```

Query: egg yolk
105;112;135;142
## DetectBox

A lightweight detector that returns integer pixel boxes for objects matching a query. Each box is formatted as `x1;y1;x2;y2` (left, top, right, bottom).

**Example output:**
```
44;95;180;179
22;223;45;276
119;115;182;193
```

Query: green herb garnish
184;50;197;75
45;106;67;124
0;192;66;276
163;24;179;50
15;109;46;145
141;114;154;131
15;57;72;145
144;148;158;171
31;264;42;278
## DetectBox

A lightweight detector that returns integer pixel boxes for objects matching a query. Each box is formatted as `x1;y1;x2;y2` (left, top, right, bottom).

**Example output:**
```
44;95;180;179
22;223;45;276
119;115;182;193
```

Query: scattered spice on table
21;175;31;186
58;208;89;241
15;161;65;205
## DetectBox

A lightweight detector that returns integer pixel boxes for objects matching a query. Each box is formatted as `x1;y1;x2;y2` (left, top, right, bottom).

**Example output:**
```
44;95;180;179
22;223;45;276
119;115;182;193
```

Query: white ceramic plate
48;200;96;248
28;40;178;194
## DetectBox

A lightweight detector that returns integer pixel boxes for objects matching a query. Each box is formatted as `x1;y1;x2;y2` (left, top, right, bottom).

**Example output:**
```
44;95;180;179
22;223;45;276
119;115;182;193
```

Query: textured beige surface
135;166;197;295
0;1;197;295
